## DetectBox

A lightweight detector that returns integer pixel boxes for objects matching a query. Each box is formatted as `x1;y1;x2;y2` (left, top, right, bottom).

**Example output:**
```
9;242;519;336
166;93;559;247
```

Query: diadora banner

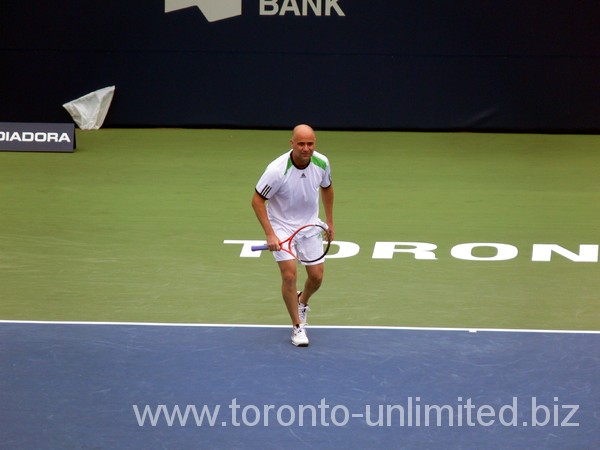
0;123;75;153
2;1;599;130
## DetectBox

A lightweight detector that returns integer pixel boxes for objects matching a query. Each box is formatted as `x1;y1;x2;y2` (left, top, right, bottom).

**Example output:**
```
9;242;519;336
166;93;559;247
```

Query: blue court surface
1;322;599;449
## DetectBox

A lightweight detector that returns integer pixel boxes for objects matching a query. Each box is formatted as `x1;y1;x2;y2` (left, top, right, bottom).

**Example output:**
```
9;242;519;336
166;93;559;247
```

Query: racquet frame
251;223;331;263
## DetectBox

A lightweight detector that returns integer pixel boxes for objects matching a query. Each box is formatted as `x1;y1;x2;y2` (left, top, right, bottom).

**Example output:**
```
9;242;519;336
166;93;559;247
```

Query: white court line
0;319;599;334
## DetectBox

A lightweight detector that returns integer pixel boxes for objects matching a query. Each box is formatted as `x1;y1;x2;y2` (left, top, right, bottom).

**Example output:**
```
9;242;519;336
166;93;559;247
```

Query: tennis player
252;124;335;346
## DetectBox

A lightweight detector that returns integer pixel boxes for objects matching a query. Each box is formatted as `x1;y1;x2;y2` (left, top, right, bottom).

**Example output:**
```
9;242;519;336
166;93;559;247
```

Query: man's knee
279;262;297;285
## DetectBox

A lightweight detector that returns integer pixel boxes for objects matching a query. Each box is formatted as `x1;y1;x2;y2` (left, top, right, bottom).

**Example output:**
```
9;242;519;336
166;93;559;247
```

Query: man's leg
278;260;300;325
279;259;310;346
299;263;324;306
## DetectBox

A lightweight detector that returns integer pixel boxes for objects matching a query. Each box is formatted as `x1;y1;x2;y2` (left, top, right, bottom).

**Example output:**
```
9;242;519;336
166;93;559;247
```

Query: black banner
1;1;599;131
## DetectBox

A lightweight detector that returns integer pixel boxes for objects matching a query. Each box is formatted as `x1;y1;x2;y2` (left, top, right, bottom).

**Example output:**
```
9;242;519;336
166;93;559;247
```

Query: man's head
290;124;316;168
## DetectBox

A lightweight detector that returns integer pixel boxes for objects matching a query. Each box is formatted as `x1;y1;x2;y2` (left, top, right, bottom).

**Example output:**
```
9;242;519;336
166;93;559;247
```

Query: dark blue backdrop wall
1;1;599;131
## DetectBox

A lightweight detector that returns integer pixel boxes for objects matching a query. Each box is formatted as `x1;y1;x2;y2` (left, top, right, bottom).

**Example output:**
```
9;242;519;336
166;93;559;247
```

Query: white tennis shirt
256;150;332;231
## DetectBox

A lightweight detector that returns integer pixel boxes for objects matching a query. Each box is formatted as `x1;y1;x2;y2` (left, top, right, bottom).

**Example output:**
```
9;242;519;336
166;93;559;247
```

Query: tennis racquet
251;223;332;263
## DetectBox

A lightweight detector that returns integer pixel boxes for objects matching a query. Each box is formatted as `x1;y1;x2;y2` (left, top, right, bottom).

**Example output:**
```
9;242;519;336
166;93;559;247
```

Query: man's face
290;129;316;167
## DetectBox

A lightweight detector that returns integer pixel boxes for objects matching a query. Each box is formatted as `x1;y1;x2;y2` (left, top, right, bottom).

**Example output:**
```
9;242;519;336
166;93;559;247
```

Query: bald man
252;124;335;346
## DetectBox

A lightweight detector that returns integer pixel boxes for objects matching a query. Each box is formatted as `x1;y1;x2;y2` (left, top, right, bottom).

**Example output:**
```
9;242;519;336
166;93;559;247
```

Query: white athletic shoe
291;325;309;347
297;291;310;325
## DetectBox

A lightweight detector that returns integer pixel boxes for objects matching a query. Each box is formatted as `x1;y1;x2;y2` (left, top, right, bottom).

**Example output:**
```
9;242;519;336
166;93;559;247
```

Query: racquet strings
291;224;329;262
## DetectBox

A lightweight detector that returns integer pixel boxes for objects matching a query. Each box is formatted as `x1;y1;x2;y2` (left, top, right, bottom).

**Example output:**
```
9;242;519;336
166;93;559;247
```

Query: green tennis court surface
1;129;598;330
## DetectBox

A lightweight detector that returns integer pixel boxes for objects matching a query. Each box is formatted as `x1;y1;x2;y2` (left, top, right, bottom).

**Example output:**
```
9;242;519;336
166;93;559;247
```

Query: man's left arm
321;184;334;241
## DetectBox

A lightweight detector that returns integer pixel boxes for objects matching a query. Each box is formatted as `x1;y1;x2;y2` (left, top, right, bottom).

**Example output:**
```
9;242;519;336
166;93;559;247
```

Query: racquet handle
251;244;269;251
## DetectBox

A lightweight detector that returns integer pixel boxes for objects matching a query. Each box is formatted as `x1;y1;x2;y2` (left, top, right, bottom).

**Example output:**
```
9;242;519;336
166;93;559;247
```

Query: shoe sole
292;341;309;347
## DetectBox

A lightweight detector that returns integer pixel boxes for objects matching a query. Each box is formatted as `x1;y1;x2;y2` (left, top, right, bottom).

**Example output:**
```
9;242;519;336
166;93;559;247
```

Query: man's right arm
251;191;280;251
